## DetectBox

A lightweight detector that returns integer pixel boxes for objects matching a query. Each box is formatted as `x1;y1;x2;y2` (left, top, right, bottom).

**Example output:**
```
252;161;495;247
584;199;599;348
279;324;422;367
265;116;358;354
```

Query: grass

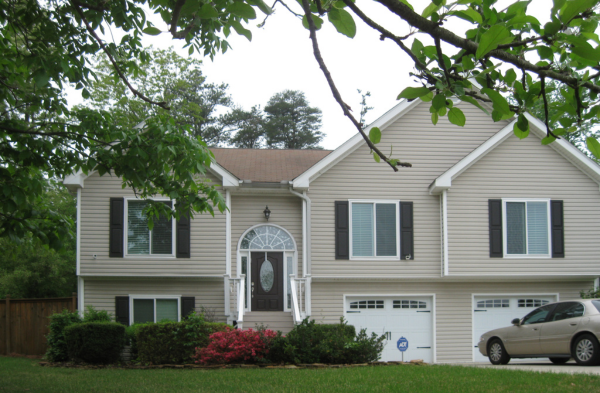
1;357;600;393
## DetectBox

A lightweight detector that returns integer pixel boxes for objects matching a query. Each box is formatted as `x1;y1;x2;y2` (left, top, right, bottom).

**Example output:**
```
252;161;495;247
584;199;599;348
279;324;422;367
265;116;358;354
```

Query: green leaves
328;8;356;38
302;14;323;30
448;107;466;126
586;137;600;159
396;87;431;100
476;25;514;59
142;27;162;35
227;2;256;19
481;88;513;119
247;0;273;15
559;0;598;24
513;114;529;139
198;4;219;18
32;70;50;88
230;20;252;40
369;127;381;144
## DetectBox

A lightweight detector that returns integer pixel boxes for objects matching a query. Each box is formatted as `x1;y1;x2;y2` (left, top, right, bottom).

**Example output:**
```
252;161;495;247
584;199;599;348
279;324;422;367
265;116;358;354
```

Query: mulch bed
38;360;427;370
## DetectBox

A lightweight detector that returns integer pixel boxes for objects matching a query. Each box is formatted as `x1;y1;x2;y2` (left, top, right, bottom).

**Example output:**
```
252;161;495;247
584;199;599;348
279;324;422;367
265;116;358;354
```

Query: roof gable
428;113;600;194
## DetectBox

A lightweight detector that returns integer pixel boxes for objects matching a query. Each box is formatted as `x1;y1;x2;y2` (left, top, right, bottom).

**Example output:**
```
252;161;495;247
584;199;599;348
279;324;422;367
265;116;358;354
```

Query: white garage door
345;297;433;363
473;295;557;362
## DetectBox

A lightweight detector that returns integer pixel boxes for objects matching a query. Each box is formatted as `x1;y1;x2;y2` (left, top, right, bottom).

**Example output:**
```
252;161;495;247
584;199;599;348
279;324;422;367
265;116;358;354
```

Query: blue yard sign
397;337;408;352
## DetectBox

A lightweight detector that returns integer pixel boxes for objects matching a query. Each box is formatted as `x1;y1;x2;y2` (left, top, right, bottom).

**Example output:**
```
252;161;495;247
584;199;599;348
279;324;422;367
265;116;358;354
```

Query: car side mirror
511;318;521;326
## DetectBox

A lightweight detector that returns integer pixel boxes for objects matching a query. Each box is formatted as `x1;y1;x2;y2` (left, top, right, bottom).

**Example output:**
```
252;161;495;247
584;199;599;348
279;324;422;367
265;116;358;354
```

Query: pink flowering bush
194;327;278;364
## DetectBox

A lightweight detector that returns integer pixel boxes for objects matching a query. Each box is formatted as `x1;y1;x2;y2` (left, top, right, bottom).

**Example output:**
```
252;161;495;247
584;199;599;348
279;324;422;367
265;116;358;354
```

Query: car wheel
572;334;600;366
488;339;510;365
549;357;570;365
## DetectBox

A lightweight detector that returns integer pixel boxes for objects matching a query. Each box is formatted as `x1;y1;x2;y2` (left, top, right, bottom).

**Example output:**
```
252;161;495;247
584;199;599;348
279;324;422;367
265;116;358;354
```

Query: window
132;297;180;324
477;299;510;309
503;199;550;257
518;299;549;308
522;304;556;325
350;201;398;258
393;300;427;309
550;302;584;321
350;300;384;309
126;200;174;256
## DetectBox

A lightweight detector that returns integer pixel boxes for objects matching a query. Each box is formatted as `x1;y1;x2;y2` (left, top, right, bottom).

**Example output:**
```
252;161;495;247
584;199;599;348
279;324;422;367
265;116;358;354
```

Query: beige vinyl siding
230;194;303;278
83;277;226;322
447;133;600;275
308;101;508;277
311;279;593;363
80;172;226;276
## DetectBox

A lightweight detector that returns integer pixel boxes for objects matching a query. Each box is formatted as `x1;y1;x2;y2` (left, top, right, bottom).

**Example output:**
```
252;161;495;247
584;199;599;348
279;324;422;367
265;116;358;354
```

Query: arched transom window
240;225;295;250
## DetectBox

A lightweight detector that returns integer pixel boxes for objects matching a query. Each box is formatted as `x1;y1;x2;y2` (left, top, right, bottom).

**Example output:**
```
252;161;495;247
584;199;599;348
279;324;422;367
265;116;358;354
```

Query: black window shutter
109;198;124;258
551;200;565;258
181;297;195;319
489;199;503;258
400;202;414;260
176;209;191;258
115;296;130;325
335;201;349;259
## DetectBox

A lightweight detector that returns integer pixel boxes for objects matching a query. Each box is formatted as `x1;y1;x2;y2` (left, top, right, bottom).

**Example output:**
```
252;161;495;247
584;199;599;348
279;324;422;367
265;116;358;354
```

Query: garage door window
476;299;509;308
518;299;549;308
393;300;427;309
350;300;384;309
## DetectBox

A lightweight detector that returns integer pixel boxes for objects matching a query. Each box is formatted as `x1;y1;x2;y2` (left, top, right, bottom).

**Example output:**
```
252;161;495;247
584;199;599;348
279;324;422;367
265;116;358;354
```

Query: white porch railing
224;274;246;329
289;274;311;324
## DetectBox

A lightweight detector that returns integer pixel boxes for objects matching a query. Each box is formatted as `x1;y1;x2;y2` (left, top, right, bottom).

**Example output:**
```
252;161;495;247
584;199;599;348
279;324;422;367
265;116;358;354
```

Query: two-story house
64;98;600;363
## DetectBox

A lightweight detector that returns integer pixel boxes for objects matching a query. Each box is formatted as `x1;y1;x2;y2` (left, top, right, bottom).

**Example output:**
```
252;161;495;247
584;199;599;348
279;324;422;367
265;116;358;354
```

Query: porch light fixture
263;206;271;221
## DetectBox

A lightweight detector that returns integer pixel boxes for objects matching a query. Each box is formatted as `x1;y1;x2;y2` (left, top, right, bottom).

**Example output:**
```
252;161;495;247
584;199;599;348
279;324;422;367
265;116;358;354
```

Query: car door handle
532;328;538;331
570;323;577;326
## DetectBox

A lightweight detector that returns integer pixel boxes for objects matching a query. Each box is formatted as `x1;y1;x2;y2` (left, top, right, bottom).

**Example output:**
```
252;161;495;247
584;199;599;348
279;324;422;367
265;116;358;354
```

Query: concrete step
243;311;294;334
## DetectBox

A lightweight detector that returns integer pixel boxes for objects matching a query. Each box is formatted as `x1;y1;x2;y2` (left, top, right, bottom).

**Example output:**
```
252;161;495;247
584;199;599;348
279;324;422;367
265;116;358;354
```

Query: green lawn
1;357;599;393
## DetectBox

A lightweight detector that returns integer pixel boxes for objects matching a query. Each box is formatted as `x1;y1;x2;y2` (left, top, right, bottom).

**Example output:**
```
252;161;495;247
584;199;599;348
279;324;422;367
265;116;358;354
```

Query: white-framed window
349;200;399;259
130;295;181;324
125;198;175;257
502;199;551;257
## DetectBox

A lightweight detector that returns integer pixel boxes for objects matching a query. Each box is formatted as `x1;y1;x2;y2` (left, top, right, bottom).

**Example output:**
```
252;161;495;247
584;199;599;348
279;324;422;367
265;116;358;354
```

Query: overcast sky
73;0;549;150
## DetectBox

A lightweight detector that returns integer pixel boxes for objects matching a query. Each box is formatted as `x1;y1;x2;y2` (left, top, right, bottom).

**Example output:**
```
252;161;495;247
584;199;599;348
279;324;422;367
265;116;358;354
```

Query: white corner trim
293;99;421;188
77;277;84;317
442;190;449;276
225;190;231;276
429;120;516;194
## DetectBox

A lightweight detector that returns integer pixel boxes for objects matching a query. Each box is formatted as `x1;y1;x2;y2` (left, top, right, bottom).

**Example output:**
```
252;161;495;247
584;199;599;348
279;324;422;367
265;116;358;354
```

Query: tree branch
71;2;170;110
540;77;558;138
375;0;600;94
299;0;410;170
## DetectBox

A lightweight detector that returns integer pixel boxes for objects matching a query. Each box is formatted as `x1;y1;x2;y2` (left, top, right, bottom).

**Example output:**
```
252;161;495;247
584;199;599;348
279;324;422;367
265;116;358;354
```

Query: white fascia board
209;162;239;188
525;113;600;184
429;120;516;194
293;99;421;189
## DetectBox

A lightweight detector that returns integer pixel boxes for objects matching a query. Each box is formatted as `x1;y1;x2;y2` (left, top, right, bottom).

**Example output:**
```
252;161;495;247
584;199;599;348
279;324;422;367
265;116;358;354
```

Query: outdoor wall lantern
263;206;271;221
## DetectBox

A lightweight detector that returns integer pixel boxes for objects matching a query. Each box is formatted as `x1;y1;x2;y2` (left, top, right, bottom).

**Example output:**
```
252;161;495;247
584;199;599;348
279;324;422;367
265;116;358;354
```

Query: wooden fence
0;294;77;356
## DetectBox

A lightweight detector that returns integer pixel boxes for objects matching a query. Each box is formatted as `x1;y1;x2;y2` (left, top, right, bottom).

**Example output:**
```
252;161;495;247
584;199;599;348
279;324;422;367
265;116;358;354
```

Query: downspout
225;190;231;276
442;189;449;277
76;187;83;316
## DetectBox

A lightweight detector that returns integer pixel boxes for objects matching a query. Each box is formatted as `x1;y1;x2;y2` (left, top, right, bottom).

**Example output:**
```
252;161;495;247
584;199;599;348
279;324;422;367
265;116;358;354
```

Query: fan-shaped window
240;225;295;250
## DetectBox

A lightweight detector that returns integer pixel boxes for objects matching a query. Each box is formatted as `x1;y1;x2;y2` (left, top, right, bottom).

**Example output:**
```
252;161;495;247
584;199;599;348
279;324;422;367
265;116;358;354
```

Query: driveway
455;360;600;376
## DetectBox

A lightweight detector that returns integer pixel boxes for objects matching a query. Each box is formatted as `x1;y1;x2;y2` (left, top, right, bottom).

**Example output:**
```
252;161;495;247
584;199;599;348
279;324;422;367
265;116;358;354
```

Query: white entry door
345;297;434;363
473;295;557;362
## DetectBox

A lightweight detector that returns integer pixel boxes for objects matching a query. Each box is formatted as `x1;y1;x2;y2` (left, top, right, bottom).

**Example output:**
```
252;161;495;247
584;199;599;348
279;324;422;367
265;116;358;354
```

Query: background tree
0;179;76;298
223;106;266;148
264;90;323;149
4;0;600;246
82;47;232;146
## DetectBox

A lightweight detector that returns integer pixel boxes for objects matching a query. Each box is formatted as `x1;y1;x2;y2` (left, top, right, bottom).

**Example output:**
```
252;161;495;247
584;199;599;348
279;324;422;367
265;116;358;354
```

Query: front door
251;252;283;311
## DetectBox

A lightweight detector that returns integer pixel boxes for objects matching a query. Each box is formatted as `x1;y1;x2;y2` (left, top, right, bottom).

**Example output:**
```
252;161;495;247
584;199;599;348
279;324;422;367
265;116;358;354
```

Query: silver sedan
478;299;600;366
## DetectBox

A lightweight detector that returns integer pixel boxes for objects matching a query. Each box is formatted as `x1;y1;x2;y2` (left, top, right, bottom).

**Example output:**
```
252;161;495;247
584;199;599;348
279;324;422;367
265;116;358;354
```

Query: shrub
135;313;228;364
194;327;278;364
342;328;386;363
64;322;126;364
46;309;82;362
45;306;113;362
284;318;356;364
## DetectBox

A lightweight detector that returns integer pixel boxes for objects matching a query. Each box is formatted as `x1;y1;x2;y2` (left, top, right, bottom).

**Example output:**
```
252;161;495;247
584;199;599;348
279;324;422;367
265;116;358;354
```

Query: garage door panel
473;295;556;362
346;297;433;363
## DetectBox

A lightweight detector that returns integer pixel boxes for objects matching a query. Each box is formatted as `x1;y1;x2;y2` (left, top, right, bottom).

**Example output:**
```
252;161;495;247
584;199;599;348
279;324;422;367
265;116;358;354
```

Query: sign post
397;336;408;362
